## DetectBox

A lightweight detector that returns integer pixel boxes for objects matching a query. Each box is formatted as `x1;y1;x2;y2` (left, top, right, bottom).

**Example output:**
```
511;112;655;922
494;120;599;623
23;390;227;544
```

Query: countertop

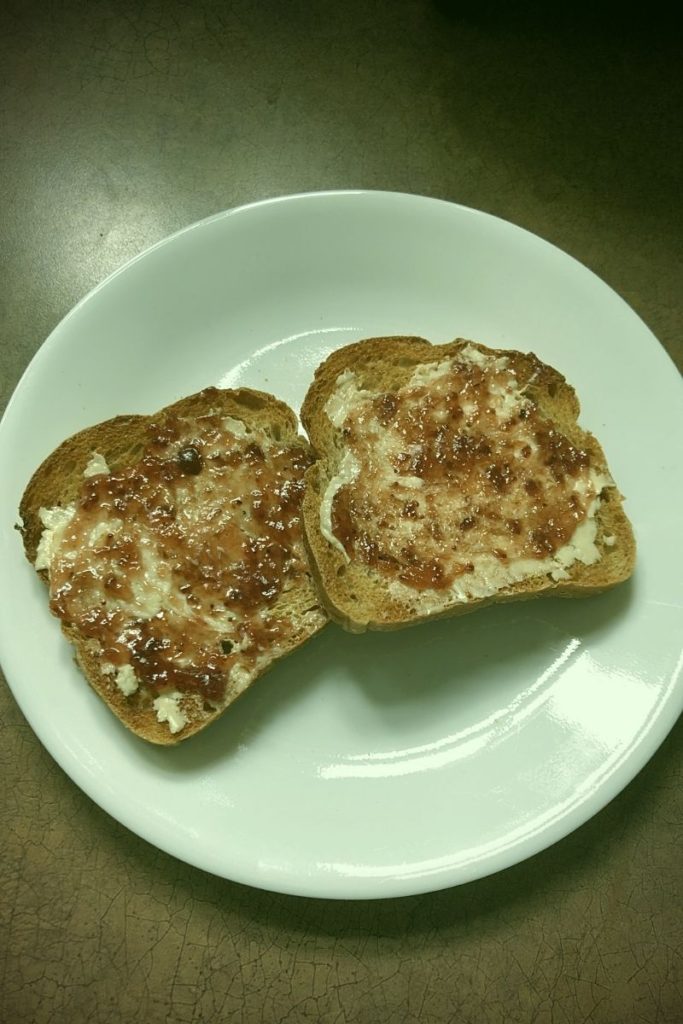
1;3;681;1022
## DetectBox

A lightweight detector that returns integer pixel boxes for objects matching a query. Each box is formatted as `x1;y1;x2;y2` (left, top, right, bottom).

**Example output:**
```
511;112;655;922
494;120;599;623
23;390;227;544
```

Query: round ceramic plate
1;192;681;899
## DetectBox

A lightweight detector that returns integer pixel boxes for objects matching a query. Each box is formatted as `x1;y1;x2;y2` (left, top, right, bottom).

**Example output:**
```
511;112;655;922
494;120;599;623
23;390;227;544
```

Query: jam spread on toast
327;348;606;595
47;397;313;702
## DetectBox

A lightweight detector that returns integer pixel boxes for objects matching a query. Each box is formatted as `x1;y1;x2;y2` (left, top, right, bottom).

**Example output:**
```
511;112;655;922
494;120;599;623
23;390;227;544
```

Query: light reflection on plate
320;638;584;779
0;191;681;898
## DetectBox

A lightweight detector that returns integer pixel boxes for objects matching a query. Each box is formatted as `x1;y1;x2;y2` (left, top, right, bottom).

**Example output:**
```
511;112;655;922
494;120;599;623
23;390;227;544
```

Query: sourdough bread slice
300;336;635;632
20;387;327;743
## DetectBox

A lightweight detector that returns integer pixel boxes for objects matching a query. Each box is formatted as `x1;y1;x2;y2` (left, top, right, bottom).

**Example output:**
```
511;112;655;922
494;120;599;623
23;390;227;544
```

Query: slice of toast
300;336;635;632
20;387;327;743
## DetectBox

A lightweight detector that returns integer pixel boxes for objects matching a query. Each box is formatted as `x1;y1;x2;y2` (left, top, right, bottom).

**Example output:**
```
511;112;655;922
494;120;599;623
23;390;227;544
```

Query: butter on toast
20;387;327;743
300;336;635;632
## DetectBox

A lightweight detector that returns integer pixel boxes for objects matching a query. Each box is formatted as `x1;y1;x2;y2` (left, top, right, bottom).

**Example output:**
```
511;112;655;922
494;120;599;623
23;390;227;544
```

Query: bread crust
20;387;327;743
300;337;636;632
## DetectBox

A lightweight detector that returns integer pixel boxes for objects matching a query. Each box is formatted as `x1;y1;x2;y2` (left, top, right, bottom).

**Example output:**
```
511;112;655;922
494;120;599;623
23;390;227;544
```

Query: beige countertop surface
1;3;681;1022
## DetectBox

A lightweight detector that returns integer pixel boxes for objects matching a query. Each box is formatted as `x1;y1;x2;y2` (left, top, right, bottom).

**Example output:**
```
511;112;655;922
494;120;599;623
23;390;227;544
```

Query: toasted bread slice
300;336;635;632
20;387;327;743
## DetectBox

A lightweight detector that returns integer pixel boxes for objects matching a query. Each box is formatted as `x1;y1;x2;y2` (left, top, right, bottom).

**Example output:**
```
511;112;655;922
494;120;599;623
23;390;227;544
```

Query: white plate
1;192;681;899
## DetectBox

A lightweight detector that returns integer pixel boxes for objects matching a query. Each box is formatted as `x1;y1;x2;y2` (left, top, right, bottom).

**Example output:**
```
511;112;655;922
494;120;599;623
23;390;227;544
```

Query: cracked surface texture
1;2;681;1022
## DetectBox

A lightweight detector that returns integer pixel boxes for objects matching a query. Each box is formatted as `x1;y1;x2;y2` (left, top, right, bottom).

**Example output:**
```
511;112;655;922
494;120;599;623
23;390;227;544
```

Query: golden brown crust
20;387;328;744
300;337;636;632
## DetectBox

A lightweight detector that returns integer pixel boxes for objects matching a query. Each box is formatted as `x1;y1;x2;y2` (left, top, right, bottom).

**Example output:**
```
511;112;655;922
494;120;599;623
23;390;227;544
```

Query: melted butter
153;691;187;733
82;452;110;478
321;348;612;604
35;504;76;571
114;663;138;695
320;451;360;559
